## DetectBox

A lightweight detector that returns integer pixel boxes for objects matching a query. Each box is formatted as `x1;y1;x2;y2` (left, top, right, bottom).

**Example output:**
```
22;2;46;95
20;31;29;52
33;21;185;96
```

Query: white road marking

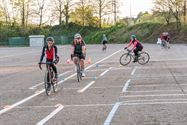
120;93;187;98
99;67;112;77
29;71;71;90
121;98;187;103
122;79;131;93
0;49;123;115
131;67;138;75
121;101;187;106
36;104;64;125
77;81;95;93
103;102;121;125
129;84;187;87
0;90;44;115
126;90;180;93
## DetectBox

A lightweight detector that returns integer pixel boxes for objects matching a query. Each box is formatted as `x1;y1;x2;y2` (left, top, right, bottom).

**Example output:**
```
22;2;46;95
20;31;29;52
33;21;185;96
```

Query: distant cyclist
124;34;143;62
71;33;86;77
160;32;170;49
101;34;108;51
38;37;59;82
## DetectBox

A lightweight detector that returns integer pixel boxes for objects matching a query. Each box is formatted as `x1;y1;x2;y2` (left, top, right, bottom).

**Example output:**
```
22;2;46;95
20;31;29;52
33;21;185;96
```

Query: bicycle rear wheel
77;64;81;82
52;72;58;93
44;71;51;96
120;53;132;66
138;52;150;65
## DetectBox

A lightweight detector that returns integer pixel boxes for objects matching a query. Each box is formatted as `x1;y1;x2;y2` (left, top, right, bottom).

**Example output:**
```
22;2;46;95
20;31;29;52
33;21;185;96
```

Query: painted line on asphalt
36;104;64;125
126;90;181;93
131;67;138;75
103;102;121;125
29;71;71;90
0;90;44;115
122;79;131;93
99;67;112;77
121;98;187;103
121;101;187;106
0;49;123;115
77;81;95;93
120;93;187;98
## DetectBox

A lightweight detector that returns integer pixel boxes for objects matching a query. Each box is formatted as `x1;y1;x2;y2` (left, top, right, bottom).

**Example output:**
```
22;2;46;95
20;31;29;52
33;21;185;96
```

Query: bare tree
0;0;11;23
153;0;184;28
53;0;72;26
93;0;112;27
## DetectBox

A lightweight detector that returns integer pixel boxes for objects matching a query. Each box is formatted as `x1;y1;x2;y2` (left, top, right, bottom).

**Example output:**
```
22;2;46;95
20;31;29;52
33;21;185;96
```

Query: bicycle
120;49;150;66
40;62;58;96
161;40;170;49
73;54;82;82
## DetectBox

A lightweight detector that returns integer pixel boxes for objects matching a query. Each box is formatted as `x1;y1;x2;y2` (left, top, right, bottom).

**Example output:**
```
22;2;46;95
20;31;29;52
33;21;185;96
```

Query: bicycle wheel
138;52;150;65
120;53;132;66
44;71;51;96
77;64;81;82
52;72;58;93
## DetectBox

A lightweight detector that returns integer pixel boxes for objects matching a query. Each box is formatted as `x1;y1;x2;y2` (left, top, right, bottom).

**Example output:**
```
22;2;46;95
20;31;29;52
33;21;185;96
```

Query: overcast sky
119;0;154;17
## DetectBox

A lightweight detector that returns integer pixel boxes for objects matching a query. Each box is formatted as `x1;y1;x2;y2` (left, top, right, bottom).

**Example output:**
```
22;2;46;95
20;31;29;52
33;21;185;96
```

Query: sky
119;0;154;18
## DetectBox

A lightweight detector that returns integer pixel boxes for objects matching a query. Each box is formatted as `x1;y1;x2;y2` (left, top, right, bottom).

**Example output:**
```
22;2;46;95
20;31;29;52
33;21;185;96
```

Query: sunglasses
76;37;81;40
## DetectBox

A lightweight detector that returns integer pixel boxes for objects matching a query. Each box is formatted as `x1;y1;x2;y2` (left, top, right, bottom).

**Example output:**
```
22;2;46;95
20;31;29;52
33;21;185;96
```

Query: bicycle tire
52;72;58;93
138;52;150;65
119;53;132;66
44;71;51;96
77;64;81;82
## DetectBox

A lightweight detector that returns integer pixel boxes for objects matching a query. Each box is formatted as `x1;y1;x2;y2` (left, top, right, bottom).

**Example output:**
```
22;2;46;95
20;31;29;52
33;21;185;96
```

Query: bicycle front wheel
120;53;132;66
138;52;150;65
44;71;51;96
77;64;81;82
52;72;58;93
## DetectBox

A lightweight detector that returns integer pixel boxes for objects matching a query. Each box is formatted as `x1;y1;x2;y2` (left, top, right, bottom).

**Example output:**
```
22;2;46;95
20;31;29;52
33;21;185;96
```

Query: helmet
131;34;136;39
74;33;81;39
46;37;55;43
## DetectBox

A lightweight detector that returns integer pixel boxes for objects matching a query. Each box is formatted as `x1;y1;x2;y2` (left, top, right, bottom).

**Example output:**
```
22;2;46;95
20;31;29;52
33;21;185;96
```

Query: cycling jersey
40;45;58;62
72;40;85;55
127;40;143;50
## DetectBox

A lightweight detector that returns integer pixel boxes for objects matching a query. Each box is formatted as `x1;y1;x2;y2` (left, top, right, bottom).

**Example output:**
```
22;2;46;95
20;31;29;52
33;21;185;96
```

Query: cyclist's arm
126;41;132;48
132;41;138;50
54;45;58;58
71;44;75;55
39;46;45;63
82;45;86;54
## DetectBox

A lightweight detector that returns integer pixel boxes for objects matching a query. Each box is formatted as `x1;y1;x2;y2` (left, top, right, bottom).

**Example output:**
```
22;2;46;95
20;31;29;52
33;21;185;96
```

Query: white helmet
74;33;81;39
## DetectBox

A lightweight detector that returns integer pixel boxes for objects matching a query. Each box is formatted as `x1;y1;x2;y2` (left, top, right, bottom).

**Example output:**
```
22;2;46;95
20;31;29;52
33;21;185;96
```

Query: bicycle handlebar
39;61;56;65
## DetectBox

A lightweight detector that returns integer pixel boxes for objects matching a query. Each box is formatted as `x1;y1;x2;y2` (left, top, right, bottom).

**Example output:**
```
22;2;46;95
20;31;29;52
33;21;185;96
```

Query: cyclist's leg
45;64;51;89
80;55;85;76
133;48;139;62
51;64;58;79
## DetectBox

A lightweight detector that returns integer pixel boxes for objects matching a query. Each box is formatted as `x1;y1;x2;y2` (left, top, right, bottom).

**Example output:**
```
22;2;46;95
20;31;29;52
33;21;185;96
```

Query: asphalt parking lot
0;44;187;125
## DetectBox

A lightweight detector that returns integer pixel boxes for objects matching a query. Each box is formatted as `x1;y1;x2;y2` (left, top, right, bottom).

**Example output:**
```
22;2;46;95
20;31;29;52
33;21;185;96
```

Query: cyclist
161;32;170;48
101;34;108;51
38;37;59;85
124;34;143;62
71;33;86;77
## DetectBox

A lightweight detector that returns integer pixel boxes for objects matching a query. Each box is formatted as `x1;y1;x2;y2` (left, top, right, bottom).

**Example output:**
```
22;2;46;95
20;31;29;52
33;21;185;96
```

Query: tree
10;0;31;26
0;0;11;23
93;0;112;27
70;5;99;26
153;0;184;28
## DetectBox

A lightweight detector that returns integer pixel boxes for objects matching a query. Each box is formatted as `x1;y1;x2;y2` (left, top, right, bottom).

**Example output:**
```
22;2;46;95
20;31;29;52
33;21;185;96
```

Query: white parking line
77;81;95;93
0;90;44;115
36;104;64;125
121;98;187;103
126;90;180;93
0;49;122;115
99;67;112;77
103;102;121;125
131;67;138;75
121;101;187;106
29;71;71;90
120;93;187;98
122;79;131;93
